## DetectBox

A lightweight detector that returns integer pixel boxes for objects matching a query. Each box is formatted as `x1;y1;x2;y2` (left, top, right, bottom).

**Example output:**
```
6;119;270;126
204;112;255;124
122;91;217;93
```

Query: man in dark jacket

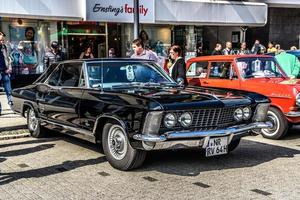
0;31;13;115
211;43;222;55
43;41;65;69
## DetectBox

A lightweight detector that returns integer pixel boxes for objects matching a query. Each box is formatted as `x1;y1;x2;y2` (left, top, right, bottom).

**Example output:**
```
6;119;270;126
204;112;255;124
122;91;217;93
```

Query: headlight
296;93;300;106
242;107;251;120
178;112;193;127
234;108;243;121
164;113;177;128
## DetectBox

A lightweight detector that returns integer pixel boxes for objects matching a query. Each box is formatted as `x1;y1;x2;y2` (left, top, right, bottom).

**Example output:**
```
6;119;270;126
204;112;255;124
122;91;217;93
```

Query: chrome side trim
286;111;300;117
133;122;273;142
41;119;96;143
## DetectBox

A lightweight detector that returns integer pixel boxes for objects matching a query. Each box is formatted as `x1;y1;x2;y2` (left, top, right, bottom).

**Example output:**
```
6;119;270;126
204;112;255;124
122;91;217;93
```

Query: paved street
1;127;300;199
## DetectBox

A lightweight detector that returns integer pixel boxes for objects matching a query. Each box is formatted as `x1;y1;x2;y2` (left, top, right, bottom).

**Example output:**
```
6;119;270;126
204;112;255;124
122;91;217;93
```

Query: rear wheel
261;107;288;140
27;107;47;138
102;122;146;170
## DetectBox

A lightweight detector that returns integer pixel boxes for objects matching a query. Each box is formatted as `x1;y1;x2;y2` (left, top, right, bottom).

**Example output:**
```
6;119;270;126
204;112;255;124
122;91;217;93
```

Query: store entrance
63;22;107;59
67;35;107;59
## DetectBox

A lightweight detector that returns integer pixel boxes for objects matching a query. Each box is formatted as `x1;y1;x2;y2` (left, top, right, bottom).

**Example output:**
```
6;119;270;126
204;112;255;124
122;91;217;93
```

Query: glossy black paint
12;59;270;146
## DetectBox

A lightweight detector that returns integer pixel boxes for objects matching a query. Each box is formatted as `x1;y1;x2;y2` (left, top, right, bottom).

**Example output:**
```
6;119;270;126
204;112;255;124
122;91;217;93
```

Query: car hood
114;86;267;111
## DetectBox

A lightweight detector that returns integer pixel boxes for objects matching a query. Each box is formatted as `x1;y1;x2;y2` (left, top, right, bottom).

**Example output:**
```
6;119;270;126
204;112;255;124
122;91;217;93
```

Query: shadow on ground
0;156;106;185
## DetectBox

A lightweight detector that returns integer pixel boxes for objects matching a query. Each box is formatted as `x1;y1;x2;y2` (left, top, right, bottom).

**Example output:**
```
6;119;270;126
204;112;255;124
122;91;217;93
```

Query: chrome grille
162;107;238;129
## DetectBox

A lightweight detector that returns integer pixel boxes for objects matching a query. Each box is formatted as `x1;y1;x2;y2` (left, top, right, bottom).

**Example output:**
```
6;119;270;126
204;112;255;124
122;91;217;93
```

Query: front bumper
133;122;273;150
286;111;300;117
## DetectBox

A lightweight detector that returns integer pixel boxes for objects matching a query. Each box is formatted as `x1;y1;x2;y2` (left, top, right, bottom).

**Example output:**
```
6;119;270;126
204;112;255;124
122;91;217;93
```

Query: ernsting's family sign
86;0;155;23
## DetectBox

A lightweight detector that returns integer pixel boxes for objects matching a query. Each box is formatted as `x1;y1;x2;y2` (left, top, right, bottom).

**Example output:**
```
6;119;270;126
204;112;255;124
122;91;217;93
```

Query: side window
59;63;82;87
186;62;208;78
47;65;62;86
209;62;234;79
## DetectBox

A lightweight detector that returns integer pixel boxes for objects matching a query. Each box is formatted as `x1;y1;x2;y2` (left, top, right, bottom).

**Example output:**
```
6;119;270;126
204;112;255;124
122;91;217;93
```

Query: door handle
203;81;209;84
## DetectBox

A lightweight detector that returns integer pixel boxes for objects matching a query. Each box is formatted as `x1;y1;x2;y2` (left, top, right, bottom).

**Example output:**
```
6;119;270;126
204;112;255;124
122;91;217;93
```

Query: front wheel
102;123;146;171
260;107;288;140
27;107;47;138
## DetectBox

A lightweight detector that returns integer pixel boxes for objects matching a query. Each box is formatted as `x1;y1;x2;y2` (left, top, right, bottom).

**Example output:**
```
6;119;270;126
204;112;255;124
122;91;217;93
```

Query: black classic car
12;59;272;170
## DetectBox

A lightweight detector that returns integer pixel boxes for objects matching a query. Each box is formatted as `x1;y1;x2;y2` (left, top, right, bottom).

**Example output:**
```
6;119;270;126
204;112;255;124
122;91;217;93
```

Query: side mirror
36;83;50;94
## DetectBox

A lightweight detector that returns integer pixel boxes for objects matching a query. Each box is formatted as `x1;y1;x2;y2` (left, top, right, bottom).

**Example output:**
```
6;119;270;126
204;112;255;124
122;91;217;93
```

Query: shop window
4;20;57;76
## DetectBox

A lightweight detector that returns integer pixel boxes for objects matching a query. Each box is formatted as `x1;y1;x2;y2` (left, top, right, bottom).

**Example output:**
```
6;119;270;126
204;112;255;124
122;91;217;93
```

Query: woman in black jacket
169;45;187;85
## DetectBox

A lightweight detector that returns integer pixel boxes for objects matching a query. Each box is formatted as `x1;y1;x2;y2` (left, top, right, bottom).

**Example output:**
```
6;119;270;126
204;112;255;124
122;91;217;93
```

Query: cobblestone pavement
1;129;300;200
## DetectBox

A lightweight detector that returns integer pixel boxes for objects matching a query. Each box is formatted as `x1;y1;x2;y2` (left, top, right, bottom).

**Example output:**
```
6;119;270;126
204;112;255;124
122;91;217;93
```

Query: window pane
187;62;208;77
59;63;82;87
47;65;62;86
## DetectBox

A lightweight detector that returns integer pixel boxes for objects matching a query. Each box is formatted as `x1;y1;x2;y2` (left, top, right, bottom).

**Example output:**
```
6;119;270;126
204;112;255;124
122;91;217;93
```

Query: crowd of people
211;40;298;56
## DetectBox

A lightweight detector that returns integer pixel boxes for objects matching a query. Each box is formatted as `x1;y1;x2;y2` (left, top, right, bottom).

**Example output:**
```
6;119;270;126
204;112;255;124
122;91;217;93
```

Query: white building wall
0;0;85;20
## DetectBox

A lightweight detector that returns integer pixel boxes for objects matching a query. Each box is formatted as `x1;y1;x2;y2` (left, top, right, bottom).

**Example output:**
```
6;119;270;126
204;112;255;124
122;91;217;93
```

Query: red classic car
186;55;300;139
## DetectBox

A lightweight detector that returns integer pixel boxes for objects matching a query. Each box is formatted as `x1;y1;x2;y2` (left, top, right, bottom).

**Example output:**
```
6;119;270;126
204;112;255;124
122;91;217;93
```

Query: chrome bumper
133;122;273;143
286;111;300;117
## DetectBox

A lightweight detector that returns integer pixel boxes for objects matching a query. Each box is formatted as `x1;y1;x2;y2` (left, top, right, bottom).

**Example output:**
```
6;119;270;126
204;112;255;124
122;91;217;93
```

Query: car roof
187;54;273;63
285;50;300;57
62;58;155;64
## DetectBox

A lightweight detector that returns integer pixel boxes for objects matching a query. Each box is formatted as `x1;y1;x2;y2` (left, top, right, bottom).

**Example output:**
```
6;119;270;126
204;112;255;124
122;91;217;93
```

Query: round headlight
178;112;193;127
234;108;243;121
243;107;251;120
164;113;177;128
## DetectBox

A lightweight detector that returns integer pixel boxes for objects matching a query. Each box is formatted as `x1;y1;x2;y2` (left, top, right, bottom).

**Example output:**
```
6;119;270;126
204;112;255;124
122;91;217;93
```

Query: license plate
205;137;228;157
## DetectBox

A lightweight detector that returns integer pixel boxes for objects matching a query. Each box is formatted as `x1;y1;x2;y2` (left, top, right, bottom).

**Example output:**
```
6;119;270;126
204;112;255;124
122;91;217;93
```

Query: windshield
236;57;285;79
86;61;175;89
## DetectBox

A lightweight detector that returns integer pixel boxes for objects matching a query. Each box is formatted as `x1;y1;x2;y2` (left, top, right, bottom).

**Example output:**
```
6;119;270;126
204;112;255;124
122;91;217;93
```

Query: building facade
1;0;299;86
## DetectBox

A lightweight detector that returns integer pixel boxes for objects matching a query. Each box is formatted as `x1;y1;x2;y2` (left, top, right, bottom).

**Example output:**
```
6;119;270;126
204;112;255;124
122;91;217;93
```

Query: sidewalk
0;94;29;140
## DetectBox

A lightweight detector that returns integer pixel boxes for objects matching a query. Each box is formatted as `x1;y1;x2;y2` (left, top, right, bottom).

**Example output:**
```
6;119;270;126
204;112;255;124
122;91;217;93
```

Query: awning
155;0;268;26
0;0;85;21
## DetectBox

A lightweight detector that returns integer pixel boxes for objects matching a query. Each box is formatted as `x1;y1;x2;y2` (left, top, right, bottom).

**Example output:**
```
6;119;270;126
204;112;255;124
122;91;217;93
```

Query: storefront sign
86;0;154;23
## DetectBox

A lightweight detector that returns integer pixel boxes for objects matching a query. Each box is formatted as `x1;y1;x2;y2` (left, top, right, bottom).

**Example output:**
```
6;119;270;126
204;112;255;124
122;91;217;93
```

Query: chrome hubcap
28;109;38;131
261;111;279;137
108;125;127;160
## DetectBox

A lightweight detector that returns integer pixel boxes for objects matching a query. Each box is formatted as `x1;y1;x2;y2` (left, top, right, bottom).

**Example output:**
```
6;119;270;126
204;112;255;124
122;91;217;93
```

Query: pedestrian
163;48;174;74
267;41;277;53
0;31;13;114
18;27;39;73
222;42;234;55
108;48;116;58
211;43;222;55
275;44;283;54
79;45;94;59
275;51;300;78
43;41;65;69
168;45;187;86
251;40;265;54
131;38;158;62
237;42;250;55
139;30;150;50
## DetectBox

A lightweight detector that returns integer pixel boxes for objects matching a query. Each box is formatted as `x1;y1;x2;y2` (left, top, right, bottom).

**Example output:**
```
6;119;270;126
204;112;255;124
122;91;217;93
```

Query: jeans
0;72;12;113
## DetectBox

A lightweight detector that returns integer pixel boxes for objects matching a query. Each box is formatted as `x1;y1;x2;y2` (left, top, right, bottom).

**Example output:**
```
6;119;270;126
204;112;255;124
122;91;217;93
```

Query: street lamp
134;0;140;39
